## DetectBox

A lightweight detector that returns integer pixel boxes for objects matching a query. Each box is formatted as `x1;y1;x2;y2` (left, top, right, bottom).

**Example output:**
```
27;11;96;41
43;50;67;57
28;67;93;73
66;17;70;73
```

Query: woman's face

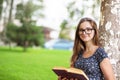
78;21;95;43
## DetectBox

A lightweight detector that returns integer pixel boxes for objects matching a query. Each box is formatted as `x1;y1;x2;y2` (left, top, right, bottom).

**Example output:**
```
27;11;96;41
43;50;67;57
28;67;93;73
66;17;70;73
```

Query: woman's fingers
58;76;78;80
62;77;68;80
58;76;61;80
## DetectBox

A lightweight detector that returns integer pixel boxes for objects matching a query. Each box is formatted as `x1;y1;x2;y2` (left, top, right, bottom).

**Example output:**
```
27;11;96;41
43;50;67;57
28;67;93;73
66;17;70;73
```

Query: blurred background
0;0;100;50
0;0;101;80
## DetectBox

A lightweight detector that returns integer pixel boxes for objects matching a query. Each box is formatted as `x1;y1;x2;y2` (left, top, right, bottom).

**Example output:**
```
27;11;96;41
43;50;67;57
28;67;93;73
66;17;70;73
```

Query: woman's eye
86;29;91;31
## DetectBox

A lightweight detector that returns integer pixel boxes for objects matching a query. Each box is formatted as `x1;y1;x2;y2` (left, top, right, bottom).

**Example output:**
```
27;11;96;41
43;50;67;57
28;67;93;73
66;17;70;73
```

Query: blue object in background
44;39;74;50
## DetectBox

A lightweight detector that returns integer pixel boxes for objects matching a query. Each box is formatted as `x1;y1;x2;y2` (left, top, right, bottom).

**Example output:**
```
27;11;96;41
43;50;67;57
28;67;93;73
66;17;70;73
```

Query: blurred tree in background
0;0;101;46
59;0;100;40
0;0;45;51
0;0;4;18
14;0;44;50
59;20;68;39
6;23;44;51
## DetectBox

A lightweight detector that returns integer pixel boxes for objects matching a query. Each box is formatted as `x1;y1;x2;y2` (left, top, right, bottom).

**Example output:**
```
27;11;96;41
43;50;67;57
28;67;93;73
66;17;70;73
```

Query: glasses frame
79;28;95;35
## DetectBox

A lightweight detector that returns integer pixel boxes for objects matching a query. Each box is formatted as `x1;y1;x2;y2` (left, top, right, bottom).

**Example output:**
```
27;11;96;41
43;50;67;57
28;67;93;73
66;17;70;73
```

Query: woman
70;17;115;80
59;17;115;80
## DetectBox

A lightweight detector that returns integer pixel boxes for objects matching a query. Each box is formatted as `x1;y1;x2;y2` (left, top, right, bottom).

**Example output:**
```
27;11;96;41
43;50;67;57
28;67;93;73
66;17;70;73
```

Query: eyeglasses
79;28;94;35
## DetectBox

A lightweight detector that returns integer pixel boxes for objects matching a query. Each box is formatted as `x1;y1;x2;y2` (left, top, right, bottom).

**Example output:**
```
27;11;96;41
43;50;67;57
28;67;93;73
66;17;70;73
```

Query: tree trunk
8;0;14;23
0;0;4;18
99;0;120;79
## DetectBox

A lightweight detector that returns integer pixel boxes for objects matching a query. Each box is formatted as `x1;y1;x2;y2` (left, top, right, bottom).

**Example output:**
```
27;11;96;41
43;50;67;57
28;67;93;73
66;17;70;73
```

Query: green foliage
67;1;76;19
59;20;69;39
60;20;68;30
16;0;44;23
13;0;44;50
6;23;18;42
0;47;71;80
17;24;44;47
0;0;3;18
66;1;84;20
6;23;44;49
15;3;24;22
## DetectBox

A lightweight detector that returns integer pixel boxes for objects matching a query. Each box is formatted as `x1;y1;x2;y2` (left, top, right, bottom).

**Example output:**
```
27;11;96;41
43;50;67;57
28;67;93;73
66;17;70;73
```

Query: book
52;67;89;80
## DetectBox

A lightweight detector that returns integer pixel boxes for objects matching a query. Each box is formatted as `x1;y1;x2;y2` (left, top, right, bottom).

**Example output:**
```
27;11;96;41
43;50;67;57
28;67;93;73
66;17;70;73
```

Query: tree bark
99;0;120;79
8;0;14;23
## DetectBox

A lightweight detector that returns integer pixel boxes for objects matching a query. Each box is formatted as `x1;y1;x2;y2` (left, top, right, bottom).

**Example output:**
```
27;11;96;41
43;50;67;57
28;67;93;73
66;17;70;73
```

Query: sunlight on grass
0;47;72;80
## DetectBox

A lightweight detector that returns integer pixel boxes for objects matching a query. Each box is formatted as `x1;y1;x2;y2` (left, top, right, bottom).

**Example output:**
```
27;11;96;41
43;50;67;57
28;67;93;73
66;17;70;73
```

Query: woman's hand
58;76;78;80
58;76;68;80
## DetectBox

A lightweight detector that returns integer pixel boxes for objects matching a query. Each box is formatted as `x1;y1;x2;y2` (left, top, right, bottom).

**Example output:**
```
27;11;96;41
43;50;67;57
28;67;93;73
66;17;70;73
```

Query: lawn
0;47;72;80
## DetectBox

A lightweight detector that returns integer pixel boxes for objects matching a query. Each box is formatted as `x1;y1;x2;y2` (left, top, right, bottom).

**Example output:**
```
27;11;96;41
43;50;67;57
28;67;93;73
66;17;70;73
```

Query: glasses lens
86;28;93;33
79;28;94;34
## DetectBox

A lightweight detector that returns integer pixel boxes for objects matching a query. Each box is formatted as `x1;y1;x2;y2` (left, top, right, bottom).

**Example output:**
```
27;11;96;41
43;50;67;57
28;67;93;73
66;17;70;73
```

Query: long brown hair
70;17;100;67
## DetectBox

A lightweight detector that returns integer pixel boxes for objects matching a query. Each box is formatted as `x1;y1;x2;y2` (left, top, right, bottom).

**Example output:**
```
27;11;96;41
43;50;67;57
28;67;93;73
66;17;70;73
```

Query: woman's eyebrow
79;27;93;29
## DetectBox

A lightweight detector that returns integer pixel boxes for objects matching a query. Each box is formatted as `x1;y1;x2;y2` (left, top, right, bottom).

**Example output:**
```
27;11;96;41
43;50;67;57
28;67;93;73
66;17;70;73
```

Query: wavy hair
70;17;100;67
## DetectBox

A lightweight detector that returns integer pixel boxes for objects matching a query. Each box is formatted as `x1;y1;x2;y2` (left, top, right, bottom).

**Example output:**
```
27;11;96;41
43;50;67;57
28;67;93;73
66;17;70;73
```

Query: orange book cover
52;67;89;80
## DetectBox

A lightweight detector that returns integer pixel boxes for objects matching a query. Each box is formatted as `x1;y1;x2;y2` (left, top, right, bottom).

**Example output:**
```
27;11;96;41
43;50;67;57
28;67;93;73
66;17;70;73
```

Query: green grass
0;47;72;80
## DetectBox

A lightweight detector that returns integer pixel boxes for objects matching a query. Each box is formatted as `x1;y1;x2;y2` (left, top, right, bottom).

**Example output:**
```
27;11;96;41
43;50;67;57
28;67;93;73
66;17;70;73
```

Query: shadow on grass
0;47;24;53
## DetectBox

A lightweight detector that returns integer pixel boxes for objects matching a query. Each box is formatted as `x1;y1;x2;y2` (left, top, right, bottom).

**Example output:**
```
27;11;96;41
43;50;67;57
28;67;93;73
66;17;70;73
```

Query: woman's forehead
79;21;92;29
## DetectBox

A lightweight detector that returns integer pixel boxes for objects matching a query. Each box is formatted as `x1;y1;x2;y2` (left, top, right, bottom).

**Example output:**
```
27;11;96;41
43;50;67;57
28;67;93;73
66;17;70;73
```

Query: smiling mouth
81;35;88;38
